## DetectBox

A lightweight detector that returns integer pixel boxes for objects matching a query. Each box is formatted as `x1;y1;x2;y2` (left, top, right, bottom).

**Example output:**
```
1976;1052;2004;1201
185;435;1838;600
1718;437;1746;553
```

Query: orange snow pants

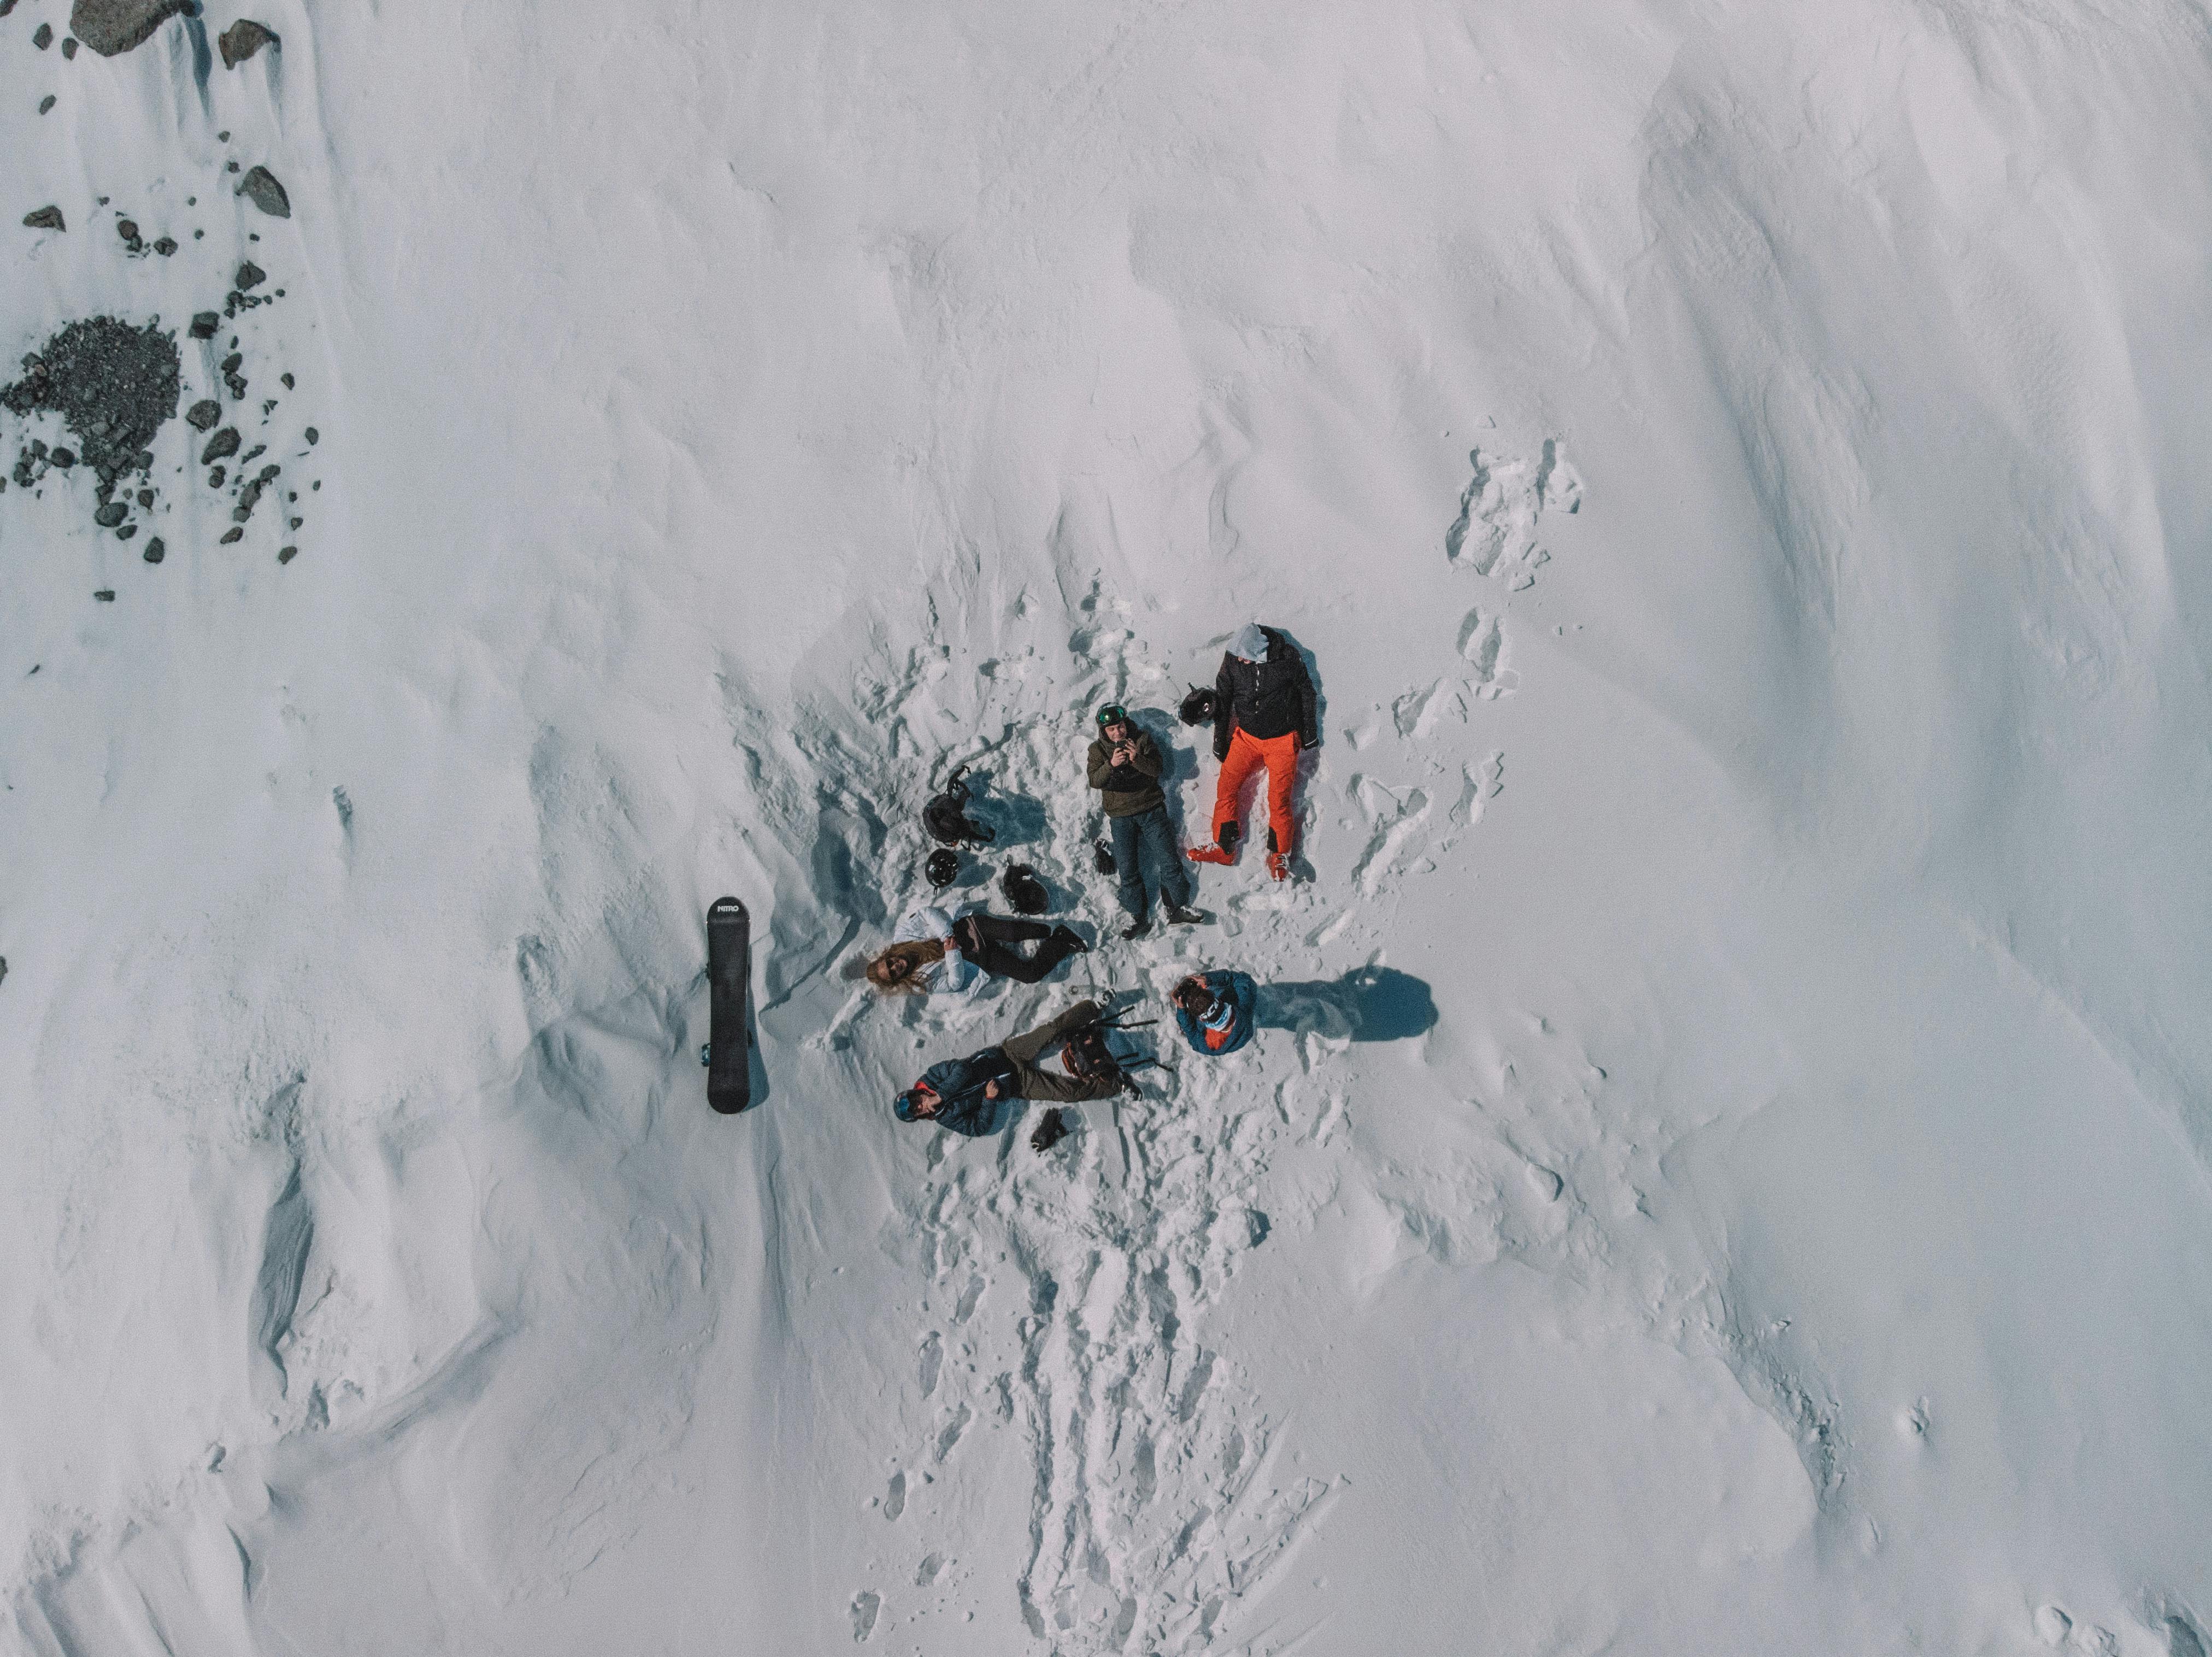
1211;727;1301;855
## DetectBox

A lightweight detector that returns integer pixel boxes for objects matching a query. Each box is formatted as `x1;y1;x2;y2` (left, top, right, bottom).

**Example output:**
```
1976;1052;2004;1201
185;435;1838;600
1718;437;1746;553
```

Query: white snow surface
4;0;2211;1652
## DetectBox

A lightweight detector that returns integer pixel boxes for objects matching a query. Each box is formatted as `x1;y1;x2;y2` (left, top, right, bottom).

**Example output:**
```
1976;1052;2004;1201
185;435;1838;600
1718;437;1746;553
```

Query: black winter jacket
1214;628;1318;760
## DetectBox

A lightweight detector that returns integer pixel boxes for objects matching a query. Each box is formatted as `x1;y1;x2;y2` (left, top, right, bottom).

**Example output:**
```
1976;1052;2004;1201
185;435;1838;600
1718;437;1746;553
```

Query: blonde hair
866;940;940;994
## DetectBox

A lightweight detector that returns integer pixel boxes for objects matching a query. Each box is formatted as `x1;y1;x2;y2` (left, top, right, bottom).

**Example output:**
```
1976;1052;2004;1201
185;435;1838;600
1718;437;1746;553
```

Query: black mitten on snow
1029;1108;1069;1153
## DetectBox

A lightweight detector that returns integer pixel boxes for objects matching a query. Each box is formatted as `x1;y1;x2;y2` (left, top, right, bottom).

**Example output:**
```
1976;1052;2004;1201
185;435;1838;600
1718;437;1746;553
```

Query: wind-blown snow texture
4;0;2211;1652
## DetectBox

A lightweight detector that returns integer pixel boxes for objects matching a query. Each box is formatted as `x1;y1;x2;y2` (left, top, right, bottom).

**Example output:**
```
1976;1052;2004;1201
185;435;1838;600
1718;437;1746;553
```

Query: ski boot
1266;850;1291;882
1186;843;1233;866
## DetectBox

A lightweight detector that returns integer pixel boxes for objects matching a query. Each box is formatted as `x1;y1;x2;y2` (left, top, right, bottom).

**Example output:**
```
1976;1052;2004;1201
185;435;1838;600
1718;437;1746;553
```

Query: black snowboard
704;896;752;1114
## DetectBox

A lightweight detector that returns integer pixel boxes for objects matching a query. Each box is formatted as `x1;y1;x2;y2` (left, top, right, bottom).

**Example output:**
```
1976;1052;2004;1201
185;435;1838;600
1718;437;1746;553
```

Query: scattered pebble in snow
38;94;55;114
32;20;51;47
22;206;65;232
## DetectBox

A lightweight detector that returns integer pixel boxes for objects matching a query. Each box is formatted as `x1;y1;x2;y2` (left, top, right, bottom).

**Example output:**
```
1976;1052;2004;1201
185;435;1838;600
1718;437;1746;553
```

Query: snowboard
704;896;751;1114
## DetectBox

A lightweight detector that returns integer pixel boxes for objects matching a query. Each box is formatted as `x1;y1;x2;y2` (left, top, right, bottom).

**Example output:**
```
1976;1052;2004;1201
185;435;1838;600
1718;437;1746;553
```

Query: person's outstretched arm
1295;656;1319;749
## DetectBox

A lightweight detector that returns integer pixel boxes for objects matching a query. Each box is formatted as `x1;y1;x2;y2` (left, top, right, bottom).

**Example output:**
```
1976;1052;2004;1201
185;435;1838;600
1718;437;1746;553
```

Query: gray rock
234;261;264;290
277;544;297;563
94;501;127;527
304;426;318;444
39;95;56;114
153;236;175;256
33;20;51;46
2;318;181;502
23;206;64;232
143;536;164;563
116;219;139;242
69;0;193;57
115;523;134;539
185;398;220;431
217;18;275;67
62;34;77;56
234;166;289;219
93;588;114;601
219;527;242;544
189;312;219;339
199;427;239;463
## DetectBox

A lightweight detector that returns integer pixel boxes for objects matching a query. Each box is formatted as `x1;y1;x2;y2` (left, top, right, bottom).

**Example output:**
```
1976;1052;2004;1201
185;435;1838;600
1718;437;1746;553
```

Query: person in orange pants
1186;623;1317;880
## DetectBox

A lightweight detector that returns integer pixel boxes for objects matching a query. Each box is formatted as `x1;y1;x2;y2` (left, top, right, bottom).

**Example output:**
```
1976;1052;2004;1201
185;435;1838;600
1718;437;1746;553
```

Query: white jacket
891;901;984;1001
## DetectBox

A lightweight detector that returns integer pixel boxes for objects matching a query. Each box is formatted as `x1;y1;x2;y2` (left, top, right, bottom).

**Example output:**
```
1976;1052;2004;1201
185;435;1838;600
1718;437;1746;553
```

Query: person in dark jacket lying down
893;999;1130;1148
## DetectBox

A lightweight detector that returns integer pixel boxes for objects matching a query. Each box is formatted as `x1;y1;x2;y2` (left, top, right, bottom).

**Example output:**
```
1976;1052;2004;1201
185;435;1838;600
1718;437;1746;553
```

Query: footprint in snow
1444;437;1580;588
850;1589;879;1642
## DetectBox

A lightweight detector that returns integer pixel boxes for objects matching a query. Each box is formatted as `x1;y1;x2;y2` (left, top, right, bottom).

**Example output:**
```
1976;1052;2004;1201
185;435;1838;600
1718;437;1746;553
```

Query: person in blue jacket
895;998;1129;1148
1171;971;1256;1056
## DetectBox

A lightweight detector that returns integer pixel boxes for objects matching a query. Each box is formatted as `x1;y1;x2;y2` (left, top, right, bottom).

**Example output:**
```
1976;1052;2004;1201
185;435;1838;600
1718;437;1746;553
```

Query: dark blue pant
1109;806;1192;921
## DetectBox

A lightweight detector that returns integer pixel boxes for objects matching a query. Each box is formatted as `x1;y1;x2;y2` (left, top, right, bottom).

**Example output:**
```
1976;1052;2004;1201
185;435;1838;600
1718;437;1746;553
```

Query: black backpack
1002;863;1049;915
923;765;996;847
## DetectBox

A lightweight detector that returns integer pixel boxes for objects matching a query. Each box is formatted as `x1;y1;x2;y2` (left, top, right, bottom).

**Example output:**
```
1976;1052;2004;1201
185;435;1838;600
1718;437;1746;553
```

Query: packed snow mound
4;0;2211;1653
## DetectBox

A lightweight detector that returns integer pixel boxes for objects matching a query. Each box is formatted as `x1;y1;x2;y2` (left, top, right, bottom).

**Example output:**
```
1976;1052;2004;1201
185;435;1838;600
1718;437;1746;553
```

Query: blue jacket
1174;971;1256;1056
897;1047;1017;1137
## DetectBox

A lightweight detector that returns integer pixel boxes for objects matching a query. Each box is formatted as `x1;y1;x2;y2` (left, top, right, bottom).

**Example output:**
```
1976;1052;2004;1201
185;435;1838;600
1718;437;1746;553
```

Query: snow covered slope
4;0;2210;1652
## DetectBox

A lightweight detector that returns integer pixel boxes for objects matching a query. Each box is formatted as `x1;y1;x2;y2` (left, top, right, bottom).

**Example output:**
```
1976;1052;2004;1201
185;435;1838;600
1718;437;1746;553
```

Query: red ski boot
1266;850;1291;881
1186;844;1234;866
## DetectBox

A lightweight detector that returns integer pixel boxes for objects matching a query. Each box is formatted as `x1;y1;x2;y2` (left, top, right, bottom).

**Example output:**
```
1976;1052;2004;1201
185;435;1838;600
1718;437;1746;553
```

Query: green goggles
1097;704;1129;727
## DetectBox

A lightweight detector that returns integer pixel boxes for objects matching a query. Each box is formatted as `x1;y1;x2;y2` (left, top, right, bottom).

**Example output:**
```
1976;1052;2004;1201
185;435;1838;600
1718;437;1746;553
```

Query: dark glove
1029;1108;1068;1153
1116;1070;1142;1097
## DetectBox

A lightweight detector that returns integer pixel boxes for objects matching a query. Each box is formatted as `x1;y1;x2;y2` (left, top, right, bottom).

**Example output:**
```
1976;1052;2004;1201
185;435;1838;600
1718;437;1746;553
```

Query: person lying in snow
1086;703;1203;939
1186;624;1317;881
895;998;1133;1149
867;902;1087;998
1171;970;1257;1056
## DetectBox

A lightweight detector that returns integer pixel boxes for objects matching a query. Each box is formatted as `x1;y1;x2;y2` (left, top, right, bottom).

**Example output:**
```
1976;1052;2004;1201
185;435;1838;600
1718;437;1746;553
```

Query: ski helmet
1178;684;1216;726
1096;702;1129;730
925;848;960;888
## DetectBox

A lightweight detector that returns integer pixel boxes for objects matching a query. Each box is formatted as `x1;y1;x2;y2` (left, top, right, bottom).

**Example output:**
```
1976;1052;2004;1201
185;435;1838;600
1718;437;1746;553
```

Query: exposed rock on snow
32;20;50;46
199;426;239;463
2;318;179;501
184;397;220;431
21;206;64;231
235;164;291;218
68;0;192;56
217;17;276;66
